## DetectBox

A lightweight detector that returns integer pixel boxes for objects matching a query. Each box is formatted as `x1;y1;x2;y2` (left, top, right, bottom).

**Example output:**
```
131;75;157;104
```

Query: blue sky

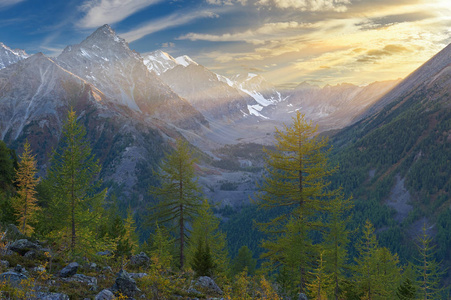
1;0;451;87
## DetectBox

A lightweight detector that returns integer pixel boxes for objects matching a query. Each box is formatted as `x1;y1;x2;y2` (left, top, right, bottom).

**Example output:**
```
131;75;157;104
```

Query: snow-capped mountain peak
0;42;29;69
174;55;198;67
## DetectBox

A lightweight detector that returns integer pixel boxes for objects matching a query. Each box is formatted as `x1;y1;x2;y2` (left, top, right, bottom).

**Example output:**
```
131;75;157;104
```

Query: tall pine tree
44;108;106;253
255;112;336;294
12;140;40;235
148;138;202;269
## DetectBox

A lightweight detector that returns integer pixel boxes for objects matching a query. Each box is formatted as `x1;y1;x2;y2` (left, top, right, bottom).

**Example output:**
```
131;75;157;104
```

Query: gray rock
129;272;148;279
35;292;70;300
3;224;23;241
130;252;150;268
0;271;28;286
62;274;98;291
32;265;46;273
96;250;113;256
8;239;41;256
195;276;223;295
112;269;140;297
24;250;37;259
103;266;114;273
59;262;79;278
0;260;9;268
95;289;115;300
298;293;308;300
187;287;203;297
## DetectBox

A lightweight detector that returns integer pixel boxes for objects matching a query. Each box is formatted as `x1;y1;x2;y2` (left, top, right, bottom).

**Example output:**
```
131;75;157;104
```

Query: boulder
0;271;28;286
112;269;140;297
96;250;113;256
3;224;23;241
59;262;79;278
62;274;98;291
130;252;150;268
95;289;115;300
0;260;9;268
35;292;70;300
8;239;41;256
299;293;308;300
129;272;147;279
195;276;223;295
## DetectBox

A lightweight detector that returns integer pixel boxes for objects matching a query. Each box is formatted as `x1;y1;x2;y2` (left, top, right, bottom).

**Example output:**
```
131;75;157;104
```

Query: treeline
0;109;449;299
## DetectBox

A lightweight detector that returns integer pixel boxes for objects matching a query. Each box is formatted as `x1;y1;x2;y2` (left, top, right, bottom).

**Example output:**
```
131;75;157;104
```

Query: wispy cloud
0;0;25;9
120;10;219;43
256;0;351;12
179;21;315;45
78;0;163;28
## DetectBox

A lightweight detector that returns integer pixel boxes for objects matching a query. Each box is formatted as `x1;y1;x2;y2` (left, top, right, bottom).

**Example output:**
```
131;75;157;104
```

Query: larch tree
13;140;40;235
45;108;106;253
186;199;230;277
255;111;337;294
148;138;202;270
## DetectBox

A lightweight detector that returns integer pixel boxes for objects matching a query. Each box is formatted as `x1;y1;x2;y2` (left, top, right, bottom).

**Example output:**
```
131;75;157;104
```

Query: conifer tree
124;206;139;254
414;223;444;299
255;112;336;294
232;245;257;276
12;140;40;235
191;237;215;276
149;222;174;269
306;252;330;300
396;278;416;300
322;192;352;299
186;199;229;276
148;138;202;269
44;108;106;252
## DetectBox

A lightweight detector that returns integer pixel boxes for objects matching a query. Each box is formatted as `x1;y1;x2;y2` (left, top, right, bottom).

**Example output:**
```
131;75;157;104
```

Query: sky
0;0;450;88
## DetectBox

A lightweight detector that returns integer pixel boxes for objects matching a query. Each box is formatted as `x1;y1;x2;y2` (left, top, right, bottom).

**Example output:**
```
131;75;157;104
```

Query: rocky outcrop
0;270;28;286
111;269;140;297
59;262;79;278
8;239;41;256
194;276;223;295
95;289;115;300
129;252;150;268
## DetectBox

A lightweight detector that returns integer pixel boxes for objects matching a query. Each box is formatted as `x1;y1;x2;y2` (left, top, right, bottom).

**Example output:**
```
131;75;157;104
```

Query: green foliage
191;237;215;277
396;278;416;300
147;138;202;269
232;245;257;276
40;108;107;254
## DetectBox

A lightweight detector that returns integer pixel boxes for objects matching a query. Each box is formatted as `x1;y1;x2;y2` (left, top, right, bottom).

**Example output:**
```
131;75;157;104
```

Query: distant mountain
269;80;400;131
0;42;28;69
57;25;206;130
330;42;451;262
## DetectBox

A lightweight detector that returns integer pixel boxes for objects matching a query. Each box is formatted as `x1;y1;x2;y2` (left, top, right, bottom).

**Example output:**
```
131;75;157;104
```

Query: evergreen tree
191;237;215;277
148;138;202;269
123;206;139;254
44;108;107;253
255;112;336;294
232;245;257;276
0;141;17;225
149;222;174;269
306;252;330;300
414;223;444;299
186;199;229;276
12;140;40;235
396;278;416;300
322;192;352;299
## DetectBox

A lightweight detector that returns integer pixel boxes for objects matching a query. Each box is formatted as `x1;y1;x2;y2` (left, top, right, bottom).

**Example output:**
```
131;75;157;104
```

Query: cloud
206;0;247;5
0;0;25;9
179;21;315;44
356;44;409;63
256;0;351;12
120;10;219;42
162;42;175;48
40;46;64;57
78;0;163;28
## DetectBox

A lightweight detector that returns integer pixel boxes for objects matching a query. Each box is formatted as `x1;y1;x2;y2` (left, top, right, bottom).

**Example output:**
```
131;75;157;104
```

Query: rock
0;271;28;286
187;287;203;297
130;252;150;267
59;262;79;278
35;292;70;300
24;250;37;259
3;224;23;241
298;293;308;300
62;274;98;291
95;289;115;300
0;260;9;268
96;250;113;256
8;239;41;256
32;265;46;273
195;276;223;295
103;266;114;274
112;269;140;297
129;272;148;279
13;264;27;275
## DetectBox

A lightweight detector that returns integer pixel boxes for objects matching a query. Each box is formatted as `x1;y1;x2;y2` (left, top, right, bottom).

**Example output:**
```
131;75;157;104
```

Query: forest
0;108;449;299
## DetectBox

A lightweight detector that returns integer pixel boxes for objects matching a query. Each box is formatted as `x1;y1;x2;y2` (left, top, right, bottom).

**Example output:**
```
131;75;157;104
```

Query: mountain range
0;24;449;217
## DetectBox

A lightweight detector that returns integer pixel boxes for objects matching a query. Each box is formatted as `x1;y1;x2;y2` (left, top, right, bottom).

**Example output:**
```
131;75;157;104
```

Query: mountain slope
0;42;28;69
57;25;207;130
330;42;451;262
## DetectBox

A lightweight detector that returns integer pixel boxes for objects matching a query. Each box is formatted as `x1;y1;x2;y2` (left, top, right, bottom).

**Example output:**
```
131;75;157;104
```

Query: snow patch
175;55;198;67
247;104;269;119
